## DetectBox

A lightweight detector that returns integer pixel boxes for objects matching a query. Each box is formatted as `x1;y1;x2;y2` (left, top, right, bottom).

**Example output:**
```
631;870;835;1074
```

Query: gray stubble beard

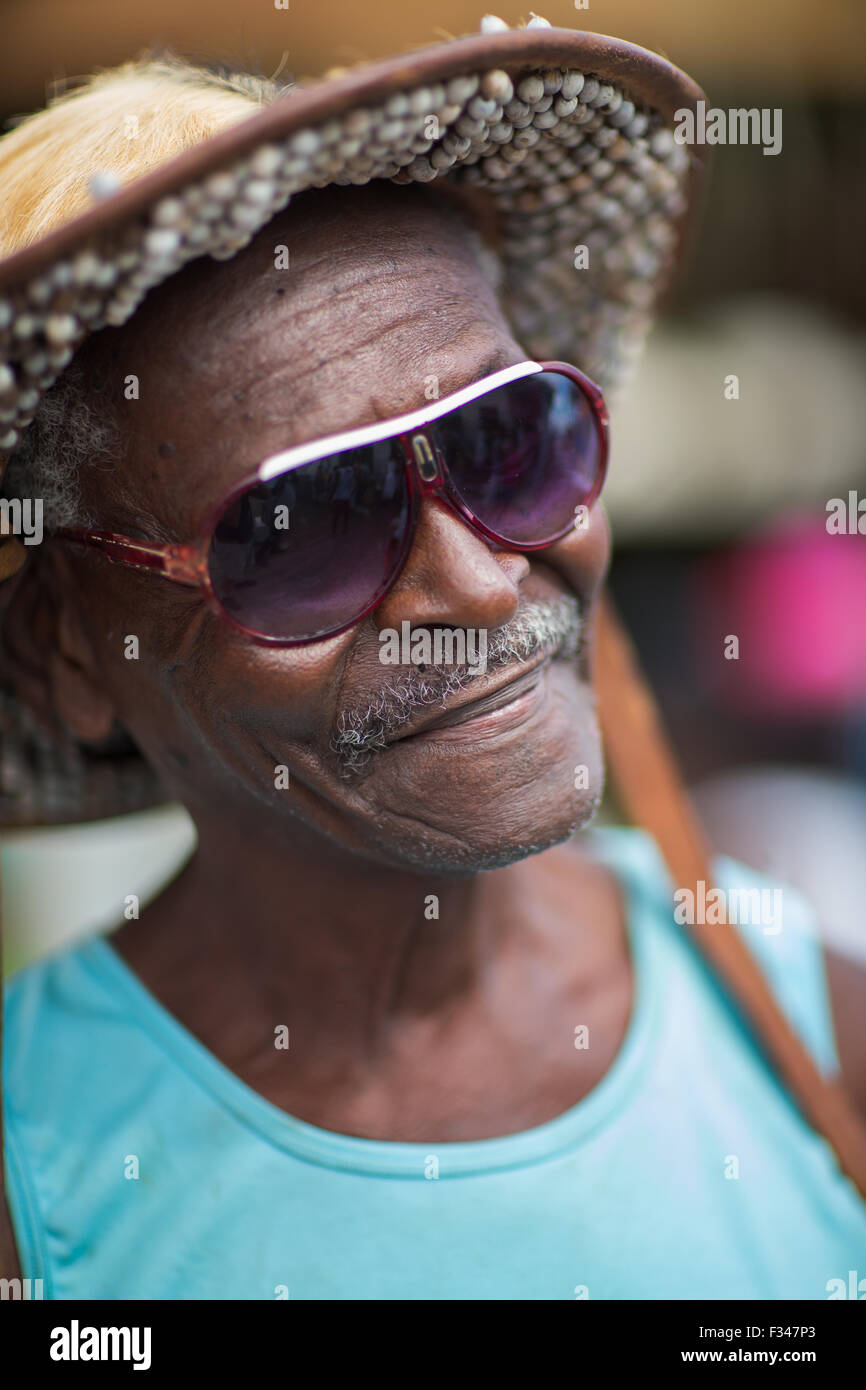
332;595;583;777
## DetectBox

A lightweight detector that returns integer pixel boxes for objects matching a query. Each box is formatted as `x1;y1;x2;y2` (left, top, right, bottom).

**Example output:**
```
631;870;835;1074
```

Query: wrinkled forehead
104;180;501;365
80;180;515;539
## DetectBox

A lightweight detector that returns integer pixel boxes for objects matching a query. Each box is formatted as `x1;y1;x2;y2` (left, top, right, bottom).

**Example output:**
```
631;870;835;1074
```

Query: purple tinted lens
431;371;603;545
208;440;410;641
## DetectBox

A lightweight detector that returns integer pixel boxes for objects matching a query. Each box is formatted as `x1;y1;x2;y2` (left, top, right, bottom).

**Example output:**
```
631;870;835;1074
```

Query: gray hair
1;355;120;529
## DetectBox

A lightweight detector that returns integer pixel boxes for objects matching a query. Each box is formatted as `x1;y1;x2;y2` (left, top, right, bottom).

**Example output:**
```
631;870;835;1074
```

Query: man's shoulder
3;935;127;1106
584;822;823;945
585;824;839;1077
4;932;106;1011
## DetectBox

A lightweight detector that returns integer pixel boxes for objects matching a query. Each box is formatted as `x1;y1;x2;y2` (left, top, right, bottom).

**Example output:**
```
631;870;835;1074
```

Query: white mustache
331;595;582;775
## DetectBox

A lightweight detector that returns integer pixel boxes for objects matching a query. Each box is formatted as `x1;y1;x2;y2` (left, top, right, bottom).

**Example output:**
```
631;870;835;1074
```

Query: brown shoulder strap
594;590;866;1202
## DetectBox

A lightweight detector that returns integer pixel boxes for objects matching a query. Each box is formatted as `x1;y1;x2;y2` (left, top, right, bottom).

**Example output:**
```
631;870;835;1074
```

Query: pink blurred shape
693;513;866;715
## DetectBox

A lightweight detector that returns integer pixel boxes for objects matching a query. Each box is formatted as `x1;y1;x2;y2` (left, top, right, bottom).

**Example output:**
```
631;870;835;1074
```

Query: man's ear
1;546;116;744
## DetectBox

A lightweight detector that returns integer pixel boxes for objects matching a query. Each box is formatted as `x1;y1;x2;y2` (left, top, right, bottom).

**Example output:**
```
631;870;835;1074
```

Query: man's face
61;181;610;874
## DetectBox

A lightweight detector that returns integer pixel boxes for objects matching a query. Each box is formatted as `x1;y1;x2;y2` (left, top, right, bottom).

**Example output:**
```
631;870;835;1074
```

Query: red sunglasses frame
54;359;609;646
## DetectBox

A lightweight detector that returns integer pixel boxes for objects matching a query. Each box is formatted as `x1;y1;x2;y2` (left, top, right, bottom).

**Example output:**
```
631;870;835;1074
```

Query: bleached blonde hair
0;56;290;256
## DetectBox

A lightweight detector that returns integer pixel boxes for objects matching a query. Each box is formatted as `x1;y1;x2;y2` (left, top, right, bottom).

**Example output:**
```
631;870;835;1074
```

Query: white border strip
258;361;542;481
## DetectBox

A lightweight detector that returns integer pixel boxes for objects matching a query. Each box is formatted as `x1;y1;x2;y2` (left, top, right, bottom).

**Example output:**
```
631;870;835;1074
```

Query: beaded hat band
0;18;706;825
0;23;706;452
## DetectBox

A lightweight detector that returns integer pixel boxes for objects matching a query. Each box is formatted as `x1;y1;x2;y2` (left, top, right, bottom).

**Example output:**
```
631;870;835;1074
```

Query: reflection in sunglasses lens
432;373;602;544
208;440;410;640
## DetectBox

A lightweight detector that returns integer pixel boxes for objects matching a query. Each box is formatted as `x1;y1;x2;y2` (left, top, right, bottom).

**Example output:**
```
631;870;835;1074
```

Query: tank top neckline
77;830;667;1178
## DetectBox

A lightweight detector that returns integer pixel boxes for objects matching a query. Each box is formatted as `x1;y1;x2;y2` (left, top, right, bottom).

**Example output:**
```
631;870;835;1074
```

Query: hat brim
0;26;707;441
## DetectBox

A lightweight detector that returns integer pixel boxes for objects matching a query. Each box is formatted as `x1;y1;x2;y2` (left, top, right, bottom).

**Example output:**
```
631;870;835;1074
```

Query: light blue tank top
4;827;866;1300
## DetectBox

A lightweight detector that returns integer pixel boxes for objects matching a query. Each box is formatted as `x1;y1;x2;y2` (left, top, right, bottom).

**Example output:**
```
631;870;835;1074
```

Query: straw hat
0;16;706;825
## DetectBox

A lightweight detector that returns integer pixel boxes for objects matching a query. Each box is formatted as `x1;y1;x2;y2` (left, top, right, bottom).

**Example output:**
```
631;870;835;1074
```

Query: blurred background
2;0;865;970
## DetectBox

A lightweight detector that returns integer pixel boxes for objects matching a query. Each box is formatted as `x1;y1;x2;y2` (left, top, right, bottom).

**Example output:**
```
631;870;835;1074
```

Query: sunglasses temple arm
52;530;205;586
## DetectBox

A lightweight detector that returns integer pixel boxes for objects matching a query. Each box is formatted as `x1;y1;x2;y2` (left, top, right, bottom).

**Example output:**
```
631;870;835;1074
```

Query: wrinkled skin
5;181;866;1159
51;182;610;876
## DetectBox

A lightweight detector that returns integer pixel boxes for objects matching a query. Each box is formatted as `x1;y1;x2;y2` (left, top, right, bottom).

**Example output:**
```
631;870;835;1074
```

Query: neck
110;810;629;1139
118;810;536;1048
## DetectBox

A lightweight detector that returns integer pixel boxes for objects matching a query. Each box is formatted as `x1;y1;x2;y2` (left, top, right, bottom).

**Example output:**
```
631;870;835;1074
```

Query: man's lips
386;652;555;745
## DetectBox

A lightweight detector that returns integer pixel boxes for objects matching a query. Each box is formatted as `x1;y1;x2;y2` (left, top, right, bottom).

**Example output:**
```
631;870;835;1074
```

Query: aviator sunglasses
56;360;609;645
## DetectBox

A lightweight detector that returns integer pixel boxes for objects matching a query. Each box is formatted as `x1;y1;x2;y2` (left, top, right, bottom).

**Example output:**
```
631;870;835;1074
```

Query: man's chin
361;776;604;876
347;665;604;874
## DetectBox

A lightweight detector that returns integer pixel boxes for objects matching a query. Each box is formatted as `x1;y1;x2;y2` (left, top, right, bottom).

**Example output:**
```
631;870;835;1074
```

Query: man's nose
372;496;529;633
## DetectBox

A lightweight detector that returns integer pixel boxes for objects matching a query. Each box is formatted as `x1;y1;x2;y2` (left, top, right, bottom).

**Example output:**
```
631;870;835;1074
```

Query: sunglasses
56;360;608;645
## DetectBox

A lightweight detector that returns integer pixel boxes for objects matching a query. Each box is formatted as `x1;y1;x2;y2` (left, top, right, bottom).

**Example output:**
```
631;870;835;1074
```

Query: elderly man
1;23;865;1301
